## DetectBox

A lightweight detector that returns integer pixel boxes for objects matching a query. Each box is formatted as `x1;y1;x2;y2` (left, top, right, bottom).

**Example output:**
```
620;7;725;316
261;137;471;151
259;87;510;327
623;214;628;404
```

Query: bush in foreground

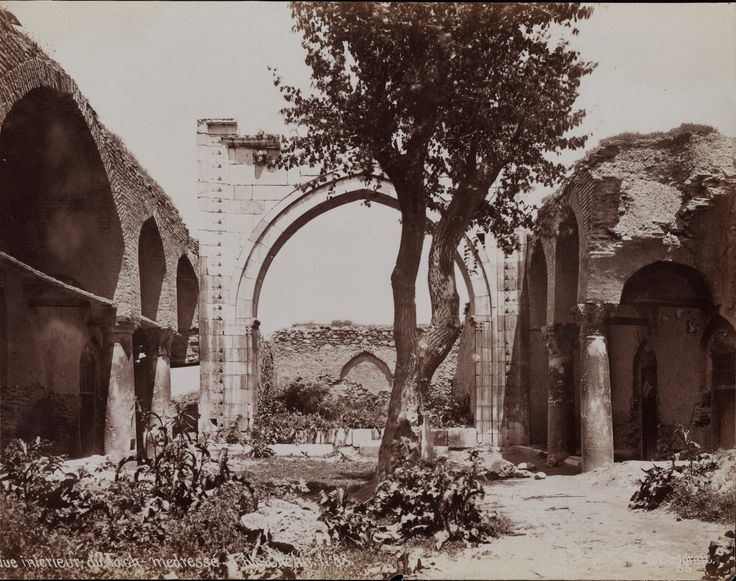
319;439;511;549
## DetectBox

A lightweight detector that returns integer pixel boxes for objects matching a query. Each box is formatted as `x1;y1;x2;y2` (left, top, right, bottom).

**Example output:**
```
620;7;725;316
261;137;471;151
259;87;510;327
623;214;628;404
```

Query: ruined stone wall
268;323;462;393
516;125;735;457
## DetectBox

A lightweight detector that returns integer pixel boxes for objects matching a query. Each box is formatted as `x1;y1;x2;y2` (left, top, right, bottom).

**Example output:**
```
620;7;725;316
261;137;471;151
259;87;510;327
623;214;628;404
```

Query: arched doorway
340;352;393;394
210;175;496;440
620;261;715;457
79;339;103;457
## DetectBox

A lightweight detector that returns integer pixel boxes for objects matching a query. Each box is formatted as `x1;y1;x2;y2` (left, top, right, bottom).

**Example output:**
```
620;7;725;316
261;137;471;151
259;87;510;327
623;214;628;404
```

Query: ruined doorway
78;339;102;456
637;347;658;459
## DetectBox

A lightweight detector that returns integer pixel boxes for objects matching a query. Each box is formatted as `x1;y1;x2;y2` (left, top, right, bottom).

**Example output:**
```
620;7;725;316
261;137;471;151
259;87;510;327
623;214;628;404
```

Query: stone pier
104;319;136;458
543;322;577;461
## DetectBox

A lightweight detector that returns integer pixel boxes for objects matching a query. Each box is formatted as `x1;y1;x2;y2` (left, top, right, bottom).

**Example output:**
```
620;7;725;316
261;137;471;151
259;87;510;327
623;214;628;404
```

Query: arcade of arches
508;127;736;470
0;19;199;459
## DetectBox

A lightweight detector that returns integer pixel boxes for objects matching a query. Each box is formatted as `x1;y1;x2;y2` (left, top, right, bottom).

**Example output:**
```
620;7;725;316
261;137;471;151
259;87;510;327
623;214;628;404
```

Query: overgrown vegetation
0;433;296;579
252;378;472;444
629;427;736;524
318;439;511;549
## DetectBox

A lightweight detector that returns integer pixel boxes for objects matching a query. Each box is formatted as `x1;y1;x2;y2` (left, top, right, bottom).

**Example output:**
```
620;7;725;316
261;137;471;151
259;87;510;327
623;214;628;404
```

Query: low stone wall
210;427;478;458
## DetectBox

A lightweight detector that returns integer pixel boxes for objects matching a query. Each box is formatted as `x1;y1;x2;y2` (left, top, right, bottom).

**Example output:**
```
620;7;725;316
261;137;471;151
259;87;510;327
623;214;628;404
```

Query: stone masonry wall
268;323;462;393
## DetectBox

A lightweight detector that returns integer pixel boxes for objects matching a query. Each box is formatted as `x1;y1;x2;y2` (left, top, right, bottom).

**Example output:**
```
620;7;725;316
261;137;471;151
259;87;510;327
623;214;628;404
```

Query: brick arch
1;57;195;326
138;216;167;322
231;175;493;324
0;85;124;299
0;57;128;232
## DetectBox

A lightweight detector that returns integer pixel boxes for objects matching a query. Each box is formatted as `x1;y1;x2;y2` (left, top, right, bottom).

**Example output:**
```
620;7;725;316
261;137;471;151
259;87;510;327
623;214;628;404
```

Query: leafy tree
273;2;595;477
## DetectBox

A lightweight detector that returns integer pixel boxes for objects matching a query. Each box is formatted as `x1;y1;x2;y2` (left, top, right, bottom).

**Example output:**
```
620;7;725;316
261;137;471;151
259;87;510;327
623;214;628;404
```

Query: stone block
447;427;477;449
351;428;376;447
431;429;448;446
270;444;334;457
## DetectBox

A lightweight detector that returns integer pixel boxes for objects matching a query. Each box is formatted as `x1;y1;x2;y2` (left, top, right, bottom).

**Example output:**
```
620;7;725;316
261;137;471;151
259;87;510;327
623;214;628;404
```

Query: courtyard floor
416;461;722;580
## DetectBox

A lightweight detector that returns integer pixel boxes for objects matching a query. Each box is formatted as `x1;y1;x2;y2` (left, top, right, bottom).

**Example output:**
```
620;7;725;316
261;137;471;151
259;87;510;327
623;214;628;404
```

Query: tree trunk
376;208;465;480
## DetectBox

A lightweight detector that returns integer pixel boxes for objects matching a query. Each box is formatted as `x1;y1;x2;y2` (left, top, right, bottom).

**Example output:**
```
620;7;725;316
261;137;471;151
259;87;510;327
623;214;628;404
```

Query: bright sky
5;2;735;333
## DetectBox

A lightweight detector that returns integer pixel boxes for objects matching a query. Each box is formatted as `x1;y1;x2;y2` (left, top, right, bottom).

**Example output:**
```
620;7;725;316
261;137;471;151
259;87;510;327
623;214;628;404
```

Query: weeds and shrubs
629;428;736;525
0;435;288;579
318;438;511;549
425;382;473;429
0;437;65;503
254;377;472;444
704;529;736;581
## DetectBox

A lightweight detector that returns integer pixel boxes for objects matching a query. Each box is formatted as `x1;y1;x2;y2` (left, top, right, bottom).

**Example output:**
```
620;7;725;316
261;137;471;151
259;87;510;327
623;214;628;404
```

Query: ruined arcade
0;15;199;459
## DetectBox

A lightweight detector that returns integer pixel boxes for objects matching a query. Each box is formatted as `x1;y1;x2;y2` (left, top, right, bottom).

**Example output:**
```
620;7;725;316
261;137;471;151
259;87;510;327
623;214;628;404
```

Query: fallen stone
517;462;537;471
447;427;477;449
513;468;533;478
240;498;329;553
563;455;582;468
534;471;547;480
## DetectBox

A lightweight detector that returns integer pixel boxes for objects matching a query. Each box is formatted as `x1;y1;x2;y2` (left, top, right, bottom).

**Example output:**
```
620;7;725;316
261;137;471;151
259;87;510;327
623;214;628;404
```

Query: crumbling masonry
506;126;736;469
0;13;199;458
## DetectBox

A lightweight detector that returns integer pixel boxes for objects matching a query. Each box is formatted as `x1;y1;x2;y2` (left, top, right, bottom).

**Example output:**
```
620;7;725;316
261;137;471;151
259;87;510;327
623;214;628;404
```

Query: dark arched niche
138;217;166;321
0;87;124;297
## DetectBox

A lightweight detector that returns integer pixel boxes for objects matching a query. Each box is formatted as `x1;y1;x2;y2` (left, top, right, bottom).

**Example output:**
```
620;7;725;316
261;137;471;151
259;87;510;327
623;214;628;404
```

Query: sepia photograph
0;2;734;579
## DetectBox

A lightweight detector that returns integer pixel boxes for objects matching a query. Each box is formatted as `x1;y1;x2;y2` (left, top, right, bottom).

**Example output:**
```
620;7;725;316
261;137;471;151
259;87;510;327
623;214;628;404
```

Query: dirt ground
417;461;723;580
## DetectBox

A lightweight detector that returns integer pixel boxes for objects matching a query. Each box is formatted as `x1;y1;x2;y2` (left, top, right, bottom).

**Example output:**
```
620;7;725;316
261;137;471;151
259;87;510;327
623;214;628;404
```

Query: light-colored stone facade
197;119;522;445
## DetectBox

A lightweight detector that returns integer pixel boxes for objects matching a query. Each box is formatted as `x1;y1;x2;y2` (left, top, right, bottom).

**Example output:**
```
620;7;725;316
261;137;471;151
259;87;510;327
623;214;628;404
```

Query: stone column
104;319;136;458
542;323;577;462
150;329;174;424
576;303;616;472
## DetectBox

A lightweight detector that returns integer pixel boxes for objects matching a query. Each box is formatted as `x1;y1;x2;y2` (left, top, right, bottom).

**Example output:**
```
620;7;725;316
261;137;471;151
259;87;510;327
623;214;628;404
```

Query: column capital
111;317;136;338
574;302;617;335
138;327;175;357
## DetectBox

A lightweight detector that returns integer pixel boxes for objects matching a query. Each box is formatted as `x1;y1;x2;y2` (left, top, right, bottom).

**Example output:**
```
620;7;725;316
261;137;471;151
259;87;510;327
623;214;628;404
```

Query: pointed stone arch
199;168;500;442
138;217;167;322
340;351;393;394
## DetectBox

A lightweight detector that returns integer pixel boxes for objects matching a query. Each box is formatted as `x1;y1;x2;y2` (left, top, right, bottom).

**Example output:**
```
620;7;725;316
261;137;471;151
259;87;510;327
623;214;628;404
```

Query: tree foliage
274;2;595;251
273;2;595;474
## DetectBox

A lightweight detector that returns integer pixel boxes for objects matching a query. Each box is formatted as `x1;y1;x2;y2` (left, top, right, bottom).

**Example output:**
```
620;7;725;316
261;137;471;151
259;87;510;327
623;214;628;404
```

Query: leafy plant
319;438;510;548
0;437;66;503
